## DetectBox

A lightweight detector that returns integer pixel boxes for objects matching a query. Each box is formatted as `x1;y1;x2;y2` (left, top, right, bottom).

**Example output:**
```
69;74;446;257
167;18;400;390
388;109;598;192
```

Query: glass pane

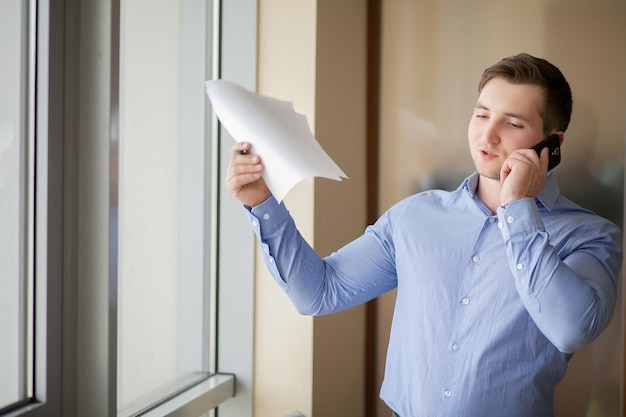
0;0;32;410
116;0;216;413
377;1;625;417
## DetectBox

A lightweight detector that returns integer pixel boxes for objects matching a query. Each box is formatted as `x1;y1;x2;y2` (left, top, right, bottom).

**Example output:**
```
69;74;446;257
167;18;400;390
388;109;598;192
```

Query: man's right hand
225;142;273;207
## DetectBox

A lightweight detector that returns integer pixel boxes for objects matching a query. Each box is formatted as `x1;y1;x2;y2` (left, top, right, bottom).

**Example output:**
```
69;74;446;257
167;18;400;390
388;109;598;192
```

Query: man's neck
475;175;502;214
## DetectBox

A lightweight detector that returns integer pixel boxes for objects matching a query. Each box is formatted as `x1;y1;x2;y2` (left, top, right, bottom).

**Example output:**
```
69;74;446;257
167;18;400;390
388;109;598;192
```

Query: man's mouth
480;148;497;159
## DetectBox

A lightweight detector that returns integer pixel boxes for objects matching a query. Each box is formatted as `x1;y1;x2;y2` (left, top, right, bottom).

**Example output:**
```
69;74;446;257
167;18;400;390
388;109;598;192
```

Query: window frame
3;0;257;415
3;1;65;415
0;0;37;411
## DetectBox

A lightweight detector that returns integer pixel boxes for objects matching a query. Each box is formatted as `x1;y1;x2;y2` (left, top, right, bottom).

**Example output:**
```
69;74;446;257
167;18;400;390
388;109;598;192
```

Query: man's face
468;77;546;180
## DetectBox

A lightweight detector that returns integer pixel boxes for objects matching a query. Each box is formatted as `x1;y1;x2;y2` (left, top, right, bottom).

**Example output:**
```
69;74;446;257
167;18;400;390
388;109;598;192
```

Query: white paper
205;79;348;202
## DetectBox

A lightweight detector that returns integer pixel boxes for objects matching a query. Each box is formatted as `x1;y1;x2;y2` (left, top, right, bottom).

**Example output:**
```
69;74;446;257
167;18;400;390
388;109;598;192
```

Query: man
225;53;622;417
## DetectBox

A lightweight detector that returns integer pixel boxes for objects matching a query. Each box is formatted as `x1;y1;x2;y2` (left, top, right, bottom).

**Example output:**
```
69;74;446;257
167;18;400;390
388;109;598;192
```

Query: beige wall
255;1;368;416
255;2;316;416
312;2;368;417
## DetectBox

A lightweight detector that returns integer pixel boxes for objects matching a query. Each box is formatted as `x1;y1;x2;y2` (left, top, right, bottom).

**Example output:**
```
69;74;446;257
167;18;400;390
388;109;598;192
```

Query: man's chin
476;169;501;182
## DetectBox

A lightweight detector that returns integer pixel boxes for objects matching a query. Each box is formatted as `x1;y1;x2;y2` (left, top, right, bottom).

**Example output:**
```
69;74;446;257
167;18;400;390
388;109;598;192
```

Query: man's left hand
499;147;549;206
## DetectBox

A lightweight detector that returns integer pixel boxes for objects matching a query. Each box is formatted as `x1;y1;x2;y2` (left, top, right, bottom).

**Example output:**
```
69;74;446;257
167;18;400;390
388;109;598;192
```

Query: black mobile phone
531;133;561;171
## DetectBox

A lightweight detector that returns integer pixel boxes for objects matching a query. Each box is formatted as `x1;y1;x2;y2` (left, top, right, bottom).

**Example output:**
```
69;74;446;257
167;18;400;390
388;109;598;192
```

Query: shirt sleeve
497;198;623;353
247;197;398;316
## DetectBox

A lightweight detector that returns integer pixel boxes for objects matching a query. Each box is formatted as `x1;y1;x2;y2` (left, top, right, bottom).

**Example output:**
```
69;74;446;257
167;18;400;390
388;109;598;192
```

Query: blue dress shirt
246;172;622;417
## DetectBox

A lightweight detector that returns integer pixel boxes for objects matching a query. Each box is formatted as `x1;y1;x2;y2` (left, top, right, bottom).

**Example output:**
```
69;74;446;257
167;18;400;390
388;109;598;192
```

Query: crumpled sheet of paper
205;79;348;202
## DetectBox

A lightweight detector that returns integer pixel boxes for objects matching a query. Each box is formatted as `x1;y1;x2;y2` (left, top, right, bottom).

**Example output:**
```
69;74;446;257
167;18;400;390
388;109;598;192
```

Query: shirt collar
461;171;560;211
537;172;560;210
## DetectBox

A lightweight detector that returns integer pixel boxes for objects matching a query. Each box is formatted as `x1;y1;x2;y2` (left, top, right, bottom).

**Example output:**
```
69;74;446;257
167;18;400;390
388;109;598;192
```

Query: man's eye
509;123;523;129
476;114;488;119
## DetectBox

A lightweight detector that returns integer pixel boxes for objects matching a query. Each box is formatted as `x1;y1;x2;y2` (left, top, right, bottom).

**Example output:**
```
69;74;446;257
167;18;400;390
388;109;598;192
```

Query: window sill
134;373;235;417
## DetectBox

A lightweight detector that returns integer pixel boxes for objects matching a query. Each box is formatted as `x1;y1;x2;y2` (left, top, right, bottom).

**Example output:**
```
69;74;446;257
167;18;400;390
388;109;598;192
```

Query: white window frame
3;0;257;416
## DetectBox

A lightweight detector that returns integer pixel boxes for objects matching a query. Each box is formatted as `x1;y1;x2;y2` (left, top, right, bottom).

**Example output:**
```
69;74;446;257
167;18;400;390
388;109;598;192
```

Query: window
2;0;256;416
116;1;218;414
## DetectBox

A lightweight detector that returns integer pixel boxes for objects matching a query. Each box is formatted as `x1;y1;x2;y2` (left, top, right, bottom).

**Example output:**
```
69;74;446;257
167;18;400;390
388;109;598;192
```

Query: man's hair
478;53;572;135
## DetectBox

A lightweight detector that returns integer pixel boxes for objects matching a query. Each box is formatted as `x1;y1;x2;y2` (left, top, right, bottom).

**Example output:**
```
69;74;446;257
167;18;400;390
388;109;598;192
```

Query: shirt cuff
496;198;544;240
245;196;290;236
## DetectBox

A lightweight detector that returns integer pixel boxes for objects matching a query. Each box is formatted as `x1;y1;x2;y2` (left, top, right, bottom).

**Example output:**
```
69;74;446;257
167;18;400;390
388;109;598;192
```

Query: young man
225;53;622;417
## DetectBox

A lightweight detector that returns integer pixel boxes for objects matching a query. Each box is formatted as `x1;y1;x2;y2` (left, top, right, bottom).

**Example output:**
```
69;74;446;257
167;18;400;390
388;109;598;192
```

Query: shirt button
507;215;515;223
268;257;275;264
452;343;460;351
444;389;452;398
498;222;503;229
516;263;524;270
251;220;259;227
263;213;271;220
472;255;480;263
461;297;470;305
489;217;496;224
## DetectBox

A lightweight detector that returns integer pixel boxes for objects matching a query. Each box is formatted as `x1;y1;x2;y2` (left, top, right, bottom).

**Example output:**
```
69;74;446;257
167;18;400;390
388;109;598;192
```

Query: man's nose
483;123;501;144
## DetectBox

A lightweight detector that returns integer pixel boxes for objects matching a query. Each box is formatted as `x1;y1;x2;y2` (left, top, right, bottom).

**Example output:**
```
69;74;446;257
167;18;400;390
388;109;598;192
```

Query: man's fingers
232;141;252;156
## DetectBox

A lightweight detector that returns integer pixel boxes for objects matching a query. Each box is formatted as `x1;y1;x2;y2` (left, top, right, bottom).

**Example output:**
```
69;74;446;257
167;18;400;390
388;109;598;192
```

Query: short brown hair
478;53;572;135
